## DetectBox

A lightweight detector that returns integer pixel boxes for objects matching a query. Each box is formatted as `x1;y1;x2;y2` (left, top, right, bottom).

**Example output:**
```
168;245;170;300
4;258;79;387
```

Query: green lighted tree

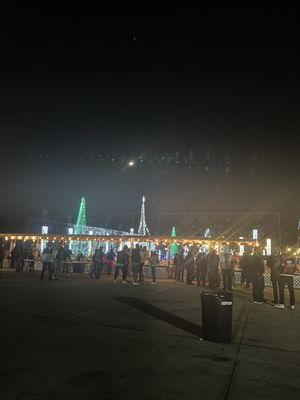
74;197;87;234
72;197;88;255
171;226;178;257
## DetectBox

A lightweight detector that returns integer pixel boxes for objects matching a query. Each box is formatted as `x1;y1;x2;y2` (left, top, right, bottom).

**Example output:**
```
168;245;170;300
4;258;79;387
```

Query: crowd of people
90;244;158;285
172;246;296;309
173;247;238;290
1;240;297;309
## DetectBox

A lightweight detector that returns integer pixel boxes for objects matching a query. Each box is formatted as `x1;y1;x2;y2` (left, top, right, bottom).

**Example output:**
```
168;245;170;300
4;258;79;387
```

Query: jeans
196;266;207;285
208;269;218;288
241;270;251;287
122;265;128;281
271;274;280;303
176;265;184;281
252;273;265;302
16;258;23;272
114;264;128;281
41;261;53;281
95;263;103;278
279;275;295;306
132;263;140;283
151;266;156;282
186;266;193;284
222;269;232;290
54;259;62;277
138;263;144;282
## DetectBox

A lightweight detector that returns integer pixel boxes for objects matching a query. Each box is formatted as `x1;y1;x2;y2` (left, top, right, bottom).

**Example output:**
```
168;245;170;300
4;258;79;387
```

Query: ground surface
0;271;299;400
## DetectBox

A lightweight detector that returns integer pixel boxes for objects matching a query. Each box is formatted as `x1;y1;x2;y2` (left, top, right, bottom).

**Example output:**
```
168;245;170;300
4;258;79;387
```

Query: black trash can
201;290;233;343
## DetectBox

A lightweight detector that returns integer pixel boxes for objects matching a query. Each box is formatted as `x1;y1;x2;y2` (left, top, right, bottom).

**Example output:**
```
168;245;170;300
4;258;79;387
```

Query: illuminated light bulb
128;160;135;167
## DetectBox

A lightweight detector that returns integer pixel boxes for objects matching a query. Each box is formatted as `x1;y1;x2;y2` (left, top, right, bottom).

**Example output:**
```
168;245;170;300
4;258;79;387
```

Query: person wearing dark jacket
174;249;184;281
250;251;265;303
207;249;219;289
276;256;296;309
267;253;281;305
14;242;24;272
149;250;159;284
114;246;129;284
220;252;234;291
40;243;54;281
106;249;116;274
196;252;207;286
0;244;4;268
185;249;195;285
131;244;141;285
90;249;100;279
240;252;251;287
54;244;64;278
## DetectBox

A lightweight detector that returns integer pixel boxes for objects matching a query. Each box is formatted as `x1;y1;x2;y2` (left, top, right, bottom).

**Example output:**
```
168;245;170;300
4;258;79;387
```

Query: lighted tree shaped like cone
72;197;89;256
171;226;179;257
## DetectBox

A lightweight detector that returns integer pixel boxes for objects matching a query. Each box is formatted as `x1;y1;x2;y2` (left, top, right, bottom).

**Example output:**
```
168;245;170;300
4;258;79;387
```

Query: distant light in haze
128;160;135;167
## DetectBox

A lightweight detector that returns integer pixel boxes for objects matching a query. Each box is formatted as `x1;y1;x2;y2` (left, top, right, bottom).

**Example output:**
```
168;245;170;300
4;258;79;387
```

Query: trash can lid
200;290;219;297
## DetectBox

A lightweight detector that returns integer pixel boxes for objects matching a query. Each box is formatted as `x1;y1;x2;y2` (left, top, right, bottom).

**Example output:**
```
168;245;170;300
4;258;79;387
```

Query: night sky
0;6;299;242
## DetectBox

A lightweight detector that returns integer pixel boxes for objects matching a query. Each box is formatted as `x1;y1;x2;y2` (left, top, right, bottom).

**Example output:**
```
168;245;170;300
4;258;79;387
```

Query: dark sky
0;5;299;242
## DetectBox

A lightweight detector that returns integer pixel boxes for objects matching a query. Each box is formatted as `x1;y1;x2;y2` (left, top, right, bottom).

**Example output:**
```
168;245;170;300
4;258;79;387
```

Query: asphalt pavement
0;271;299;400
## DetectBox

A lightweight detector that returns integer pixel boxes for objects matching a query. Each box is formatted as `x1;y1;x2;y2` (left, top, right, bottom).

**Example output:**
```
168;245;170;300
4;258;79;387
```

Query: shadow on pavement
114;296;203;337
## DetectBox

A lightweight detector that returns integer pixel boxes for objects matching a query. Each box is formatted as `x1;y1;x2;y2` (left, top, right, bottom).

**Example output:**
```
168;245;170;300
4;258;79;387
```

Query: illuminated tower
74;197;87;235
138;196;150;236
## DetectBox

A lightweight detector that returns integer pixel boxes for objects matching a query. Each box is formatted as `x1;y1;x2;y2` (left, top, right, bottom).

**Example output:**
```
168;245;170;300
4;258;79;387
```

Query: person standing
149;250;158;284
207;249;220;289
14;241;24;273
114;246;129;284
250;250;265;304
54;244;64;279
97;246;105;277
10;246;16;269
240;251;251;287
131;244;141;285
276;255;296;309
0;244;4;268
220;251;233;291
185;249;195;285
90;249;99;279
267;253;281;305
174;249;184;281
106;248;116;274
27;246;35;272
40;243;54;281
139;246;148;283
196;252;207;287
